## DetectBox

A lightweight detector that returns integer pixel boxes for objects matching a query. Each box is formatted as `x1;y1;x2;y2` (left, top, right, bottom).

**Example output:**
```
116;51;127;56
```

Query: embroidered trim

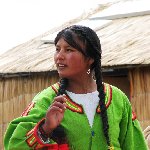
96;83;112;113
64;95;83;113
51;82;60;94
132;111;137;121
51;83;83;113
21;102;35;116
26;118;58;149
52;82;112;114
26;133;37;147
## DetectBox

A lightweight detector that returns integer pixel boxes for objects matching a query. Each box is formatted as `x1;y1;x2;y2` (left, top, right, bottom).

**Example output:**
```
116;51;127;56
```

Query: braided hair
54;25;110;148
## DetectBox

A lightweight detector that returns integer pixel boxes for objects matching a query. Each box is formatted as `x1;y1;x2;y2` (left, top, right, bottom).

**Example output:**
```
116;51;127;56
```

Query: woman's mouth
57;64;66;69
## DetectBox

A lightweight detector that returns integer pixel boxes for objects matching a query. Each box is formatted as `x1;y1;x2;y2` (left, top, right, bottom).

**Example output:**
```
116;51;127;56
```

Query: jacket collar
51;82;112;114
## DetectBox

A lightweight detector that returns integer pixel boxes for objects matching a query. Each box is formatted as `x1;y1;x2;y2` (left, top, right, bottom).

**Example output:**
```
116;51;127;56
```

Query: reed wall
0;72;59;150
1;68;150;149
129;67;150;130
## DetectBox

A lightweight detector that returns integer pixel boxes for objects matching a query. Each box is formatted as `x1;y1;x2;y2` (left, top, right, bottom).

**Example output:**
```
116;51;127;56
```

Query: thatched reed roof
0;41;56;74
0;1;150;74
99;14;150;68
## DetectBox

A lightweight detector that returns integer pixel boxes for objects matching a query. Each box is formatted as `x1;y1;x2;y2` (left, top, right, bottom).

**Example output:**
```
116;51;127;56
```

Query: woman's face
54;38;93;79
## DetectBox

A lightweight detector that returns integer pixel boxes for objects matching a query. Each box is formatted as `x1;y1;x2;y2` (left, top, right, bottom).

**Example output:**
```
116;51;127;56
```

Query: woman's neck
66;77;97;94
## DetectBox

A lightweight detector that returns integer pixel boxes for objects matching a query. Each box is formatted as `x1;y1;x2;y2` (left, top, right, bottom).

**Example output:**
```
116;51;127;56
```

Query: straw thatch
0;41;56;74
99;15;150;68
0;15;150;74
129;67;150;129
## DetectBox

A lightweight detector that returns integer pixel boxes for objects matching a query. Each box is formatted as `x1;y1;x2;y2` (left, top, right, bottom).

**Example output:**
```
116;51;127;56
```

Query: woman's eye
56;48;60;52
66;49;72;52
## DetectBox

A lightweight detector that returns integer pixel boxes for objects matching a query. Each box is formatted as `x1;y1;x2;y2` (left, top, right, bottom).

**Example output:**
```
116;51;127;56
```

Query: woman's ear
89;58;94;66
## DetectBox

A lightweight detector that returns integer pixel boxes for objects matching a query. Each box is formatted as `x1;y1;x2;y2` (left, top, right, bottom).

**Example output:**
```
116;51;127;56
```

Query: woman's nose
56;50;65;60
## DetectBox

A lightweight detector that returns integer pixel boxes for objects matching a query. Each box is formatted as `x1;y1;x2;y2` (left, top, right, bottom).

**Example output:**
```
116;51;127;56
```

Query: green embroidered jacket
4;83;148;150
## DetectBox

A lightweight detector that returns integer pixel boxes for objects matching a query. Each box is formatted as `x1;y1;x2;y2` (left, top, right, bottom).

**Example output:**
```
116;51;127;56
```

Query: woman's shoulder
104;83;126;95
104;82;126;96
32;82;59;104
104;82;130;105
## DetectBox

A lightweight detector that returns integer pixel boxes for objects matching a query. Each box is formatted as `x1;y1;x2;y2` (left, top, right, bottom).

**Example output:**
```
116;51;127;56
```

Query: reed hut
0;0;150;149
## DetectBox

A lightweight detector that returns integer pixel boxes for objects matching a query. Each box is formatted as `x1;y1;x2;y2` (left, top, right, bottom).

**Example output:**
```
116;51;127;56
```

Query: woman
4;25;148;150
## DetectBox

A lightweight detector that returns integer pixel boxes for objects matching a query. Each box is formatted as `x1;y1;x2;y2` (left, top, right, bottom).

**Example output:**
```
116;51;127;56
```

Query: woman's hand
42;95;67;134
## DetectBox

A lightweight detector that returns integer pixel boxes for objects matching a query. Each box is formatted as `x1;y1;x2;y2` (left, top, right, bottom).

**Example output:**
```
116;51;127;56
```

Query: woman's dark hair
54;25;110;148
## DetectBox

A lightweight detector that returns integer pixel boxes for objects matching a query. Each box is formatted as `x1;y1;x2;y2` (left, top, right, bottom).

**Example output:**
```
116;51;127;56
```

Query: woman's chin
58;73;67;78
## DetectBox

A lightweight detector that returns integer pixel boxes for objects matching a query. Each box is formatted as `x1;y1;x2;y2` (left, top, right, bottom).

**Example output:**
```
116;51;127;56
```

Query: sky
0;0;98;55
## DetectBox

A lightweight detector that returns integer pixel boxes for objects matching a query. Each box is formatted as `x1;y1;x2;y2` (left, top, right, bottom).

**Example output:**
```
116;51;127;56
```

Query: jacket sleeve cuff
26;118;58;149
